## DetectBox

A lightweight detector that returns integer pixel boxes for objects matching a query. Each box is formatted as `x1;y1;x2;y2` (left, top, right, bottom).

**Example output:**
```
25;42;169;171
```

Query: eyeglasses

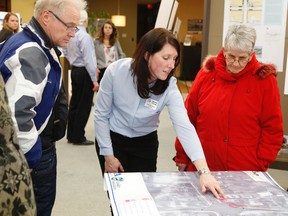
225;53;250;66
49;10;79;33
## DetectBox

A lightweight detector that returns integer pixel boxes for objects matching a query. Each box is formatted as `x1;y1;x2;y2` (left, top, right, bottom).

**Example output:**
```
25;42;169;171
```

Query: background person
0;0;87;215
63;10;98;145
94;28;225;199
174;24;283;172
94;19;125;83
0;12;19;42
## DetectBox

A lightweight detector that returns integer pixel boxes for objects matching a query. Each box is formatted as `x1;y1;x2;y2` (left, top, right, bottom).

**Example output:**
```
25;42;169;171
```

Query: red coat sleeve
174;137;190;164
174;69;207;165
257;75;283;170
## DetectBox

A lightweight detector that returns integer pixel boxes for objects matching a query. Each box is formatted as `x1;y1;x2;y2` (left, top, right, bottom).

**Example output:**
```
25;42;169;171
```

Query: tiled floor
52;80;288;216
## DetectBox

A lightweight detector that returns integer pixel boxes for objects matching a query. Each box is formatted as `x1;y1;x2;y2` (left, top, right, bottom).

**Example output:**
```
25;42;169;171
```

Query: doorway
137;1;160;43
0;0;11;11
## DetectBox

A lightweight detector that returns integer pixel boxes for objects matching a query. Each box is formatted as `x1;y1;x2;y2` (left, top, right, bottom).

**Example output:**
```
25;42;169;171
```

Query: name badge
144;98;158;110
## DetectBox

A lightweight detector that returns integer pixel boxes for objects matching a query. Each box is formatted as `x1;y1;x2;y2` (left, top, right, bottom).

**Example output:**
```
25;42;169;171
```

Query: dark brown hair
131;28;180;98
96;19;118;46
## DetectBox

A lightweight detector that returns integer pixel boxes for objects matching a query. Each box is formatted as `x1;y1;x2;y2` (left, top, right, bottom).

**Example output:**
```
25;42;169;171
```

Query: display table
104;171;288;216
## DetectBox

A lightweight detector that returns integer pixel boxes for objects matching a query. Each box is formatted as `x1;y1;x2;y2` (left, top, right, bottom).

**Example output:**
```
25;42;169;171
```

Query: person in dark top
0;12;19;42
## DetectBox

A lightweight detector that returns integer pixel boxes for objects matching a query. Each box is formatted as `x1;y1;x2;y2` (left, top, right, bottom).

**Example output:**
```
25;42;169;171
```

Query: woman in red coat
174;24;283;172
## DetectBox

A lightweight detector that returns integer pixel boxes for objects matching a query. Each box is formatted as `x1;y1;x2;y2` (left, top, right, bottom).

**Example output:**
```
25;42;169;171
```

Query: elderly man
0;0;87;215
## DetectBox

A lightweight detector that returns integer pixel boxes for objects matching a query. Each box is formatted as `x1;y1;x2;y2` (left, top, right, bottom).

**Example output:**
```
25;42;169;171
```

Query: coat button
223;138;228;142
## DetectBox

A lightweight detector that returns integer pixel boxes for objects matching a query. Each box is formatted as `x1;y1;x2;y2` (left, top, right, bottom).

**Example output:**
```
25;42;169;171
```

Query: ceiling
137;0;160;4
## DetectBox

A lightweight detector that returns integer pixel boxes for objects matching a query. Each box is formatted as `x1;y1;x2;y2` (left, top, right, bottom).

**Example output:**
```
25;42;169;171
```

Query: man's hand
92;81;99;92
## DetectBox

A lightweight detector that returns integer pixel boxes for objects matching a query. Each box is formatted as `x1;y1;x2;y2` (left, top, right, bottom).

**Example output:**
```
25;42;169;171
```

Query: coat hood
202;49;277;80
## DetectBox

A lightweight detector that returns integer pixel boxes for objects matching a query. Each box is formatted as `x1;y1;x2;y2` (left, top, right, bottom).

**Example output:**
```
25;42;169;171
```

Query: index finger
215;186;226;199
210;185;226;199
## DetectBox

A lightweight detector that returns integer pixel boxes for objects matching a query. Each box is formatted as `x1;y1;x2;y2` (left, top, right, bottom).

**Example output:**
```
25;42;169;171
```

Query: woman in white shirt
94;28;225;199
94;19;125;83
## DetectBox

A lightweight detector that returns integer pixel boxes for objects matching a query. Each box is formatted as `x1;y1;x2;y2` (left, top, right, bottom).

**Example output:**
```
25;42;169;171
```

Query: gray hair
79;10;88;25
34;0;87;18
224;24;256;54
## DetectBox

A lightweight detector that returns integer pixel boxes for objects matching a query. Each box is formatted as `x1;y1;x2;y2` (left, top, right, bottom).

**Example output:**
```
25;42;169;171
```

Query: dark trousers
31;144;57;216
98;68;106;84
67;66;94;142
95;130;159;175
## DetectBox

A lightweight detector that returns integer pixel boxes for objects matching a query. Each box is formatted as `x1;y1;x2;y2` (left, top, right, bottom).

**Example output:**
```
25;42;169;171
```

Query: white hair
34;0;87;18
224;24;256;54
79;10;88;25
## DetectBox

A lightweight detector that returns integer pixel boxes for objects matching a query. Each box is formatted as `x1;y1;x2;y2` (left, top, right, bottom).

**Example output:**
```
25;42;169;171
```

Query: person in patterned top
0;0;87;215
0;74;36;216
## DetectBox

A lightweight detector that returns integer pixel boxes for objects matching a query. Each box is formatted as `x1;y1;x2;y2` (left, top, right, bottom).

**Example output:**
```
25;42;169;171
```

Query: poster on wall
223;0;288;72
0;11;21;31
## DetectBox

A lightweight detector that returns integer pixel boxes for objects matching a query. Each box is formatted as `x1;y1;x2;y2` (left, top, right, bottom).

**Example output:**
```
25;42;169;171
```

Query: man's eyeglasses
49;10;79;33
225;53;250;66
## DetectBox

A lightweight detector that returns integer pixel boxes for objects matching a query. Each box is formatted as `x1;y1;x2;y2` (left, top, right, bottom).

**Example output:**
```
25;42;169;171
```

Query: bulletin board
223;0;288;72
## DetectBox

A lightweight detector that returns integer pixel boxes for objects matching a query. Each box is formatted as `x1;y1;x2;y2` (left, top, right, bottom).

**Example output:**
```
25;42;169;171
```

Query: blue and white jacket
0;17;62;168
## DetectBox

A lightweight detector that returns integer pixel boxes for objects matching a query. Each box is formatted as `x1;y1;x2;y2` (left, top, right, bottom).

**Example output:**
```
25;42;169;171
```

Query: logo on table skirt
111;176;124;182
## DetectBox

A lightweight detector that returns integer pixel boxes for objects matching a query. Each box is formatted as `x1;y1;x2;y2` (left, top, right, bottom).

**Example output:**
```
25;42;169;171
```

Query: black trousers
67;66;94;143
98;68;106;84
95;130;159;175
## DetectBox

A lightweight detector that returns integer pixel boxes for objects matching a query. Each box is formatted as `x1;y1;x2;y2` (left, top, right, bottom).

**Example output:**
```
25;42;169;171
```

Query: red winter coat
174;49;283;171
